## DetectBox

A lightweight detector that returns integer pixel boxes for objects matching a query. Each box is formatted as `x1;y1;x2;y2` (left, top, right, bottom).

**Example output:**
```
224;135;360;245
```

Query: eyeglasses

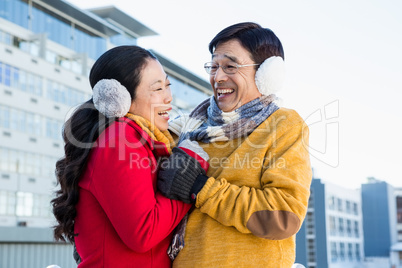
204;62;260;75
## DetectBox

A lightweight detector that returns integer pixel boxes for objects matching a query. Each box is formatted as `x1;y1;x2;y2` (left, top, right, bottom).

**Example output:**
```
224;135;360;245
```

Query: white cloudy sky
67;0;402;189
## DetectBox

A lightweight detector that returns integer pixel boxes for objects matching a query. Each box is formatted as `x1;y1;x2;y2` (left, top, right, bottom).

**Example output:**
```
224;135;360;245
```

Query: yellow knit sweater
173;108;312;268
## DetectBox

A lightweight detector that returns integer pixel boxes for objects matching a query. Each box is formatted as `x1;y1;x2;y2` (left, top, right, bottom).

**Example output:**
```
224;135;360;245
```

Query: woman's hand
157;140;209;203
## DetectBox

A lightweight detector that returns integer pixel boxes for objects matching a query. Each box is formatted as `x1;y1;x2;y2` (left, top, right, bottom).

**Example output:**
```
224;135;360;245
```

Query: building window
0;61;89;103
347;243;353;261
355;244;361;261
46;49;57;64
26;113;42;136
0;147;18;173
16;191;33;217
0;147;58;178
25;152;36;175
169;76;210;111
307;239;316;263
32;194;51;217
338;218;344;236
3;0;106;61
0;190;16;215
4;63;11;86
308;251;316;263
346;219;352;237
346;200;351;213
330;242;337;262
2;191;52;218
0;62;43;96
308;243;315;251
8;149;18;173
19;69;27;91
0;29;12;45
329;216;336;236
0;148;8;171
43;156;57;178
0;104;63;140
46;79;89;106
338;198;343;212
308;190;314;208
45;118;63;140
0;105;10;128
353;202;358;215
354;220;359;238
11;66;20;89
306;211;315;235
328;196;336;210
397;196;402;223
339;242;345;261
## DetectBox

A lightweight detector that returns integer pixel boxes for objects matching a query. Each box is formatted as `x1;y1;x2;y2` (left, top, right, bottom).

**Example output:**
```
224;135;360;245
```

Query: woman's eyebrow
150;75;169;86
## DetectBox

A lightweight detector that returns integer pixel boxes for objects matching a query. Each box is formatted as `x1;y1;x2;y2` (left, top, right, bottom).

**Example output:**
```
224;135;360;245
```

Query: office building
395;187;402;242
0;0;211;267
362;179;398;267
296;178;365;268
394;187;402;267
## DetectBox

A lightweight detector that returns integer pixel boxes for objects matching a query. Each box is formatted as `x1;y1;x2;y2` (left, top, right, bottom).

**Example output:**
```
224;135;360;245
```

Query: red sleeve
87;123;191;252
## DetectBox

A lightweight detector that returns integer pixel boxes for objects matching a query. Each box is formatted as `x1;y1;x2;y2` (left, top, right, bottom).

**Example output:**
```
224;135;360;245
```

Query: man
158;22;312;267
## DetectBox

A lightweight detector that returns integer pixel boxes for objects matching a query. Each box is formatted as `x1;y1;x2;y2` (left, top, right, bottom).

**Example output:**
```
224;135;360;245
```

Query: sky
67;0;402;189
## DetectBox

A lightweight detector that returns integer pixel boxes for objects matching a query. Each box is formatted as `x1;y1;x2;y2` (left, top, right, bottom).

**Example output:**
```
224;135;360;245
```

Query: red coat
74;117;192;267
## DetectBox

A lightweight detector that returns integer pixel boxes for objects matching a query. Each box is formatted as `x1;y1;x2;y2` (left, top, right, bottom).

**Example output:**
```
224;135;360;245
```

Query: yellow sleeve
195;115;312;240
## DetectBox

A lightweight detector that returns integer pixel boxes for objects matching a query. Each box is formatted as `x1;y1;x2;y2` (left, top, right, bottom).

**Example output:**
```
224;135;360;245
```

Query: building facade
362;180;397;257
296;178;365;268
0;0;210;267
362;179;398;268
391;188;402;268
395;187;402;267
395;188;402;242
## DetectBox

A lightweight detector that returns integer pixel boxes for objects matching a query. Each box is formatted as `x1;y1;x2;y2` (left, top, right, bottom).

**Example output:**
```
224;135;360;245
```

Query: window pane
16;192;33;216
0;62;3;84
4;64;11;86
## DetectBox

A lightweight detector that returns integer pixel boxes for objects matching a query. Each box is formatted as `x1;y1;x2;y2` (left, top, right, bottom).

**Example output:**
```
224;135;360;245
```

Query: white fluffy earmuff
93;79;131;118
255;56;285;96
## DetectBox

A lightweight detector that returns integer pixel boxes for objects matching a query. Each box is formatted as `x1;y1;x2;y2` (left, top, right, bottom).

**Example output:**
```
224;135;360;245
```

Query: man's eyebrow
212;54;238;63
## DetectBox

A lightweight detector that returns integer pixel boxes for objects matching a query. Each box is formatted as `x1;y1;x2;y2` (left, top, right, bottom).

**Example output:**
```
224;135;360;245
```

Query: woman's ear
255;56;285;96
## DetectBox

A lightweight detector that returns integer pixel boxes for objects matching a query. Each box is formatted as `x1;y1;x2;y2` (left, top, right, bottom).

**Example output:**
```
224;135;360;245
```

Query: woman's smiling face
129;59;172;131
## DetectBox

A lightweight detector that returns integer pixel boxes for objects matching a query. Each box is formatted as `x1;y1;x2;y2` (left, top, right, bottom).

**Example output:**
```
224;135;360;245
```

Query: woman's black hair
208;22;284;64
51;45;156;243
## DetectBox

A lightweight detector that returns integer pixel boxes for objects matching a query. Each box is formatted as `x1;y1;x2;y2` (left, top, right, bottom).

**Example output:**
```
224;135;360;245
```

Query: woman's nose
165;88;172;103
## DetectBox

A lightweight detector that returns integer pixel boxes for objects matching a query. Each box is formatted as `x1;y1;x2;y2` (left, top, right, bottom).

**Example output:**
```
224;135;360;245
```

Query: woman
51;45;206;267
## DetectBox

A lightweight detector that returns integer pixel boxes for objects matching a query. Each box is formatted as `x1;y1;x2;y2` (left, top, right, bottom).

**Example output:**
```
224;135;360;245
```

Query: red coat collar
116;117;170;157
